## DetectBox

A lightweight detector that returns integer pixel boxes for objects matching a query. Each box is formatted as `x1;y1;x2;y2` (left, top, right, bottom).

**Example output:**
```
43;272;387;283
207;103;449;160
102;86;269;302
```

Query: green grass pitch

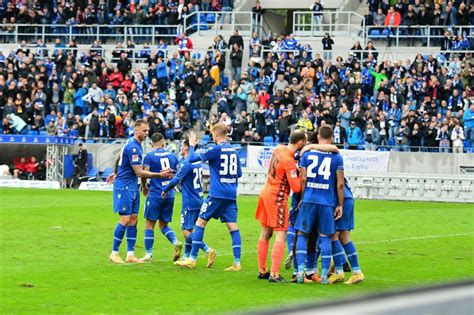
0;188;473;313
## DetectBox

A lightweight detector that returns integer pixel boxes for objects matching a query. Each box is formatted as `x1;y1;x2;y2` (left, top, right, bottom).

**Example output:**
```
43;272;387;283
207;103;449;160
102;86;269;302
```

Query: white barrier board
0;179;60;189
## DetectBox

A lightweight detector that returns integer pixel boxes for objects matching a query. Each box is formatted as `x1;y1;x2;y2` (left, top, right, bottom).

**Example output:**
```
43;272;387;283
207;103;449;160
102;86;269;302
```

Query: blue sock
230;230;241;264
188;232;209;254
306;252;317;275
320;236;332;277
343;241;361;272
287;225;295;253
332;240;345;273
190;225;204;260
112;223;126;252
293;255;298;275
144;229;154;255
184;234;192;258
295;234;307;274
161;226;178;245
126;225;137;253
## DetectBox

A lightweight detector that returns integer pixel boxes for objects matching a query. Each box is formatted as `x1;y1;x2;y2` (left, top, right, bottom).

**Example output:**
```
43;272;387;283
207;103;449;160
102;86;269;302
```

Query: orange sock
257;239;269;273
270;240;285;276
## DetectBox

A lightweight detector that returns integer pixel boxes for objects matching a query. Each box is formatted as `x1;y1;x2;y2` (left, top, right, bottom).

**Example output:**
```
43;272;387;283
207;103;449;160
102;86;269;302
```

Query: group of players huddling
107;120;364;285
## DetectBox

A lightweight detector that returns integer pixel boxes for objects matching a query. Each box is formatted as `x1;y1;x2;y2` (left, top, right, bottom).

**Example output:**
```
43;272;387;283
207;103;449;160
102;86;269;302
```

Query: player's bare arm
141;165;150;197
298;167;307;209
131;165;174;179
335;170;345;220
300;144;339;156
106;153;121;184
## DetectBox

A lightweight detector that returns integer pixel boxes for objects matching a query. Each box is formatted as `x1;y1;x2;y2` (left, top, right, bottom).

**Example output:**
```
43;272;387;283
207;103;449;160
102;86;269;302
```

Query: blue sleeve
163;162;190;192
172;155;179;171
191;145;220;163
142;152;151;167
299;152;309;168
129;146;143;166
336;153;344;171
237;155;242;178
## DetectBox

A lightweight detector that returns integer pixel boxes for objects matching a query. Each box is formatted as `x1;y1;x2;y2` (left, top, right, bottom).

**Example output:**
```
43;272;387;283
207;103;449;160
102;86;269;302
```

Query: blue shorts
181;208;200;230
199;197;238;223
289;207;299;226
294;202;335;235
113;189;140;216
144;197;175;222
336;198;355;231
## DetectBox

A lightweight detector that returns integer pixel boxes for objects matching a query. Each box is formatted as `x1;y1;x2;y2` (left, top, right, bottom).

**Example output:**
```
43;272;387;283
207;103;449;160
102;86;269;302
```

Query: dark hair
318;125;333;140
135;119;148;127
309;131;319;144
151;133;164;143
289;129;307;144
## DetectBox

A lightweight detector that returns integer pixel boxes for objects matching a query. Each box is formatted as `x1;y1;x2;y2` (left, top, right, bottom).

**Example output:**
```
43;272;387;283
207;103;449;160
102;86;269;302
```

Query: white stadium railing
238;169;474;203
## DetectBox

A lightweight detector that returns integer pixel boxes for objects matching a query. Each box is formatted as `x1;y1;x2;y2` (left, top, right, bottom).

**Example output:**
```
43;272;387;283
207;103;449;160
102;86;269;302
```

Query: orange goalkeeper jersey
256;145;301;230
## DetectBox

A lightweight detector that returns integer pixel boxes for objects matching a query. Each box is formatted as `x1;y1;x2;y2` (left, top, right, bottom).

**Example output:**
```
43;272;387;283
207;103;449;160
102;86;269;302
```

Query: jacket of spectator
347;124;363;146
394;124;410;145
364;124;381;145
230;46;243;68
228;32;244;49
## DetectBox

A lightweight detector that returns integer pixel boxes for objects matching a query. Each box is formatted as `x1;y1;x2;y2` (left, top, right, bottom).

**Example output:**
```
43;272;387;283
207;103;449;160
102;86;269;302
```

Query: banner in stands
78;182;113;191
0;135;75;145
246;146;389;172
247;146;275;169
0;179;60;189
237;145;248;168
340;150;390;172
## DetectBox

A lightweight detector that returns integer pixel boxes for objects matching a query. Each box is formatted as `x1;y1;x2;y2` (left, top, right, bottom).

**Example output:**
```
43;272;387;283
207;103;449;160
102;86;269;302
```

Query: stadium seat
388;138;395;147
27;130;38;135
221;76;229;88
369;29;381;37
86;139;95;144
206;13;216;23
263;136;274;146
87;167;99;181
464;140;471;148
101;167;114;181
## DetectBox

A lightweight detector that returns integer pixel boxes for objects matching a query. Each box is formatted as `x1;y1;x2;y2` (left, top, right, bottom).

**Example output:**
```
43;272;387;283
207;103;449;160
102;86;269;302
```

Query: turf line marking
357;232;474;244
146;233;474;262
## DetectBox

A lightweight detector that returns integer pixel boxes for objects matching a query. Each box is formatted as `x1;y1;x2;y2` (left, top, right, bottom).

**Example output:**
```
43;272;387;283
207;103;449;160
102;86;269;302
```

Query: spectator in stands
321;33;334;61
251;1;265;32
451;121;465;153
409;122;423;152
464;104;474;148
437;123;451;153
364;121;380;151
24;156;39;179
395;119;410;151
310;0;324;32
229;29;244;50
220;0;234;28
13;157;27;179
230;43;243;82
384;7;401;47
347;120;363;150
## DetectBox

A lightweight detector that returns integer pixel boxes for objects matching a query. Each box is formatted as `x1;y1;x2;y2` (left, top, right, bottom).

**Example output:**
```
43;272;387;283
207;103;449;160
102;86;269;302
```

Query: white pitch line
357;232;474;244
127;232;474;264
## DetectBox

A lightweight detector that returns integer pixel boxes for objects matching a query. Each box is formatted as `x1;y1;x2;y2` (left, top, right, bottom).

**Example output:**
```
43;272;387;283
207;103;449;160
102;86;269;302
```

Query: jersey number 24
307;155;331;180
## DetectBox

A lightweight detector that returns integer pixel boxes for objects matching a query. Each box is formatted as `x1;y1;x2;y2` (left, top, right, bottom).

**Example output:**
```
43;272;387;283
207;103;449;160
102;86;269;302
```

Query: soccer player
162;135;217;267
176;123;242;271
328;178;364;284
294;126;344;284
108;120;174;264
255;130;306;282
140;133;182;262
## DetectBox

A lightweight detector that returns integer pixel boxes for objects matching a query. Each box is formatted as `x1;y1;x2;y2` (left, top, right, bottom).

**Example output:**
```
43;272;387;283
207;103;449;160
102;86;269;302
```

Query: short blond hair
212;123;228;138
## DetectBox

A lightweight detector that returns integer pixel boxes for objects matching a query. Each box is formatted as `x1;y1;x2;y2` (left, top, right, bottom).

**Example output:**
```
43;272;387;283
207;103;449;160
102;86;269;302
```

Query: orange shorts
255;194;288;231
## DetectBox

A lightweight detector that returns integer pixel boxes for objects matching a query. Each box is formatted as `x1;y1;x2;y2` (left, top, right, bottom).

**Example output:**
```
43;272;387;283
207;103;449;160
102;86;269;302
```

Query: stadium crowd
0;0;473;153
363;0;472;47
0;0;236;44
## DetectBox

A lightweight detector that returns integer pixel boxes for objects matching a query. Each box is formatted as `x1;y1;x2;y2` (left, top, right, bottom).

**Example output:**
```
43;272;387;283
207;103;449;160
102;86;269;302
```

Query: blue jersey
114;138;143;191
164;159;204;210
300;150;344;207
344;178;354;200
290;192;301;209
190;142;242;200
143;148;178;198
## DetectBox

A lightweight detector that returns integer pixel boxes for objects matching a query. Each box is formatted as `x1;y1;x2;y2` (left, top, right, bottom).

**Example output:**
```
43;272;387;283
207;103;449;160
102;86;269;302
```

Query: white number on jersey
160;157;170;170
192;167;202;189
307;155;332;180
219;154;237;176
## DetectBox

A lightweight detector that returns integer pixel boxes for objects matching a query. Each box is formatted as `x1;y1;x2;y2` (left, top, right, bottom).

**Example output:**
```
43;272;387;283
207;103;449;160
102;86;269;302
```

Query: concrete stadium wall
388;152;474;174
